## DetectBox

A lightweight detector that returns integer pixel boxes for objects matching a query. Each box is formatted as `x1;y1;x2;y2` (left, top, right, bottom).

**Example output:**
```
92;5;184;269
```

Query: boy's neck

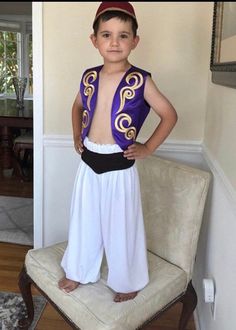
102;61;131;74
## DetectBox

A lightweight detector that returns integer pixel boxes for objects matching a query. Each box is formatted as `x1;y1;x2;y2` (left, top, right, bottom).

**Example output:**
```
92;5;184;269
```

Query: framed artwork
210;2;236;88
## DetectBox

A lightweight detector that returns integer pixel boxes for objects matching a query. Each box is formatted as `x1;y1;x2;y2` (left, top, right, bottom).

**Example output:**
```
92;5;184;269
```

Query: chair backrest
137;155;210;282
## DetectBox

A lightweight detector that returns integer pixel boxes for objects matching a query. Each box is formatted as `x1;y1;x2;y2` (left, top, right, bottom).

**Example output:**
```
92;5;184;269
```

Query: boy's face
90;17;139;64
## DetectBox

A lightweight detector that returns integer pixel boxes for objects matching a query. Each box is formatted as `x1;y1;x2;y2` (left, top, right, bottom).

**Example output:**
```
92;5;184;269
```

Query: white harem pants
61;137;149;293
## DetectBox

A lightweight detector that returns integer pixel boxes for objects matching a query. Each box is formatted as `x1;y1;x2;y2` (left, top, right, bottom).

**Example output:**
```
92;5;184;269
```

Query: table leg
0;126;25;180
0;126;14;169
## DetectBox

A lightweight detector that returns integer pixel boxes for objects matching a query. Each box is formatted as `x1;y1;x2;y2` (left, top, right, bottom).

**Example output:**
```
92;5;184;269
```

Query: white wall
43;2;212;143
204;83;236;190
35;3;236;330
193;147;236;330
193;56;236;330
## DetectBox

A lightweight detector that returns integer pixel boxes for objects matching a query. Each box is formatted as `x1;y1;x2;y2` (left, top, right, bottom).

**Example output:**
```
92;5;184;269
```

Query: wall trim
157;139;202;153
202;143;236;215
136;137;203;153
44;135;202;153
43;135;73;147
33;2;43;248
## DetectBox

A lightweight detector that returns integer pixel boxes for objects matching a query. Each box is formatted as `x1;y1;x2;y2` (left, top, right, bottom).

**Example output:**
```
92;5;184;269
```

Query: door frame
32;2;43;248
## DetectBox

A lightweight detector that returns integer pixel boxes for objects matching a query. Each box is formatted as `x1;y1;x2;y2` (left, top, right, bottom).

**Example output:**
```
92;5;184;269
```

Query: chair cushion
25;242;187;330
14;134;33;144
137;156;210;281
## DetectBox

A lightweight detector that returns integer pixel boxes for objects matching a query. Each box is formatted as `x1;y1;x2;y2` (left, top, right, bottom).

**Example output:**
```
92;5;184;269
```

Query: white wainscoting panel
43;136;81;246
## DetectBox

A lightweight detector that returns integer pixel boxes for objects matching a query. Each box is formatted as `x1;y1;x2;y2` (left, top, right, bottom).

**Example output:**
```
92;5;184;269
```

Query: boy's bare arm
72;91;84;154
124;76;178;160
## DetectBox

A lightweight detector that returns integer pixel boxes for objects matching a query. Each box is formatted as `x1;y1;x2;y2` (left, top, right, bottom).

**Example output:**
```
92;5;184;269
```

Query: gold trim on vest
115;113;137;140
83;70;97;111
116;72;143;114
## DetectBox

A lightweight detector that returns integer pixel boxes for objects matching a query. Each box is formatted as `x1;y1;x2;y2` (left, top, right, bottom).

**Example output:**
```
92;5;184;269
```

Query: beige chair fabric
26;242;187;330
137;156;210;282
25;155;210;329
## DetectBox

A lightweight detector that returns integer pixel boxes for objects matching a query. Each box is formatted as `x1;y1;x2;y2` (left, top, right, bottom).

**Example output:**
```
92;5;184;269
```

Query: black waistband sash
81;146;135;174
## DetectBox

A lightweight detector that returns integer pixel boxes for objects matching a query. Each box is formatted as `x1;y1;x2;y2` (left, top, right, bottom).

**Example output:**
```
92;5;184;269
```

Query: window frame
0;15;32;98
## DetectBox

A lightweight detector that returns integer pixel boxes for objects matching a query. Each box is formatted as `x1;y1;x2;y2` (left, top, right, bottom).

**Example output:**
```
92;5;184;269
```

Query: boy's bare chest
95;73;124;113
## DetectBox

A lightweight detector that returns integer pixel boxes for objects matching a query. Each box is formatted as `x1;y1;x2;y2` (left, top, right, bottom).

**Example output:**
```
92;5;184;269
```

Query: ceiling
0;2;31;15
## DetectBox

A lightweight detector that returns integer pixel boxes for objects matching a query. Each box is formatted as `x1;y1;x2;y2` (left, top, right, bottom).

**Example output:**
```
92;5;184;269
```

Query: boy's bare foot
114;291;138;302
58;277;80;293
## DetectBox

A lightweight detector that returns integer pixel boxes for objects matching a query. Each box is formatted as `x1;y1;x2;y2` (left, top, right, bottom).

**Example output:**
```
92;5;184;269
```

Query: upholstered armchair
18;155;210;330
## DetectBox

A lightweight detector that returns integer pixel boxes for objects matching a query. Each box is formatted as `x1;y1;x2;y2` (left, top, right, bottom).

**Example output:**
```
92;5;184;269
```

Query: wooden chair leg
178;281;197;330
18;266;35;329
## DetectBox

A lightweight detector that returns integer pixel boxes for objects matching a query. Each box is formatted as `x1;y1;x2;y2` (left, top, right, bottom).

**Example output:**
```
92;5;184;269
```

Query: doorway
0;2;33;246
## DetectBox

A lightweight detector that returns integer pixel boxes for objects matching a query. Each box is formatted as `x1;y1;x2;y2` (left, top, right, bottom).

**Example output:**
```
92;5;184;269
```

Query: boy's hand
123;142;152;160
74;136;84;154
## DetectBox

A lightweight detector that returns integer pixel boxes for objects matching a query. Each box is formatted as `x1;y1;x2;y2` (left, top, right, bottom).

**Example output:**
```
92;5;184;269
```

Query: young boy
59;2;178;302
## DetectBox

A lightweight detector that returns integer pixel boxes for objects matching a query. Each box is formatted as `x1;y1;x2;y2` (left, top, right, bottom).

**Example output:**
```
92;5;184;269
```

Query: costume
61;65;151;293
81;64;151;150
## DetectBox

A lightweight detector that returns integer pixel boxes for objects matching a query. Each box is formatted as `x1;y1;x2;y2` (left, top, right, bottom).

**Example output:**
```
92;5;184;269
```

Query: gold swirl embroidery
82;110;89;130
83;70;97;111
116;72;143;114
115;113;137;140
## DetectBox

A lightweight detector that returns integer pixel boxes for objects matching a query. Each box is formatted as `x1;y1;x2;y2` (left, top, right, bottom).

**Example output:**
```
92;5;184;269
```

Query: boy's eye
120;34;128;39
102;33;110;38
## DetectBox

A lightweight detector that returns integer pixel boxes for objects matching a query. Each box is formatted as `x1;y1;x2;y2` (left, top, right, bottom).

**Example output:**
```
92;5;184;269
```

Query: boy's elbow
172;109;178;125
174;111;178;123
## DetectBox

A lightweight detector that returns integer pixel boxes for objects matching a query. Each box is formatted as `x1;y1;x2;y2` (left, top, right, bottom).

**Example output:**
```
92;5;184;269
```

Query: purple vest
80;65;151;150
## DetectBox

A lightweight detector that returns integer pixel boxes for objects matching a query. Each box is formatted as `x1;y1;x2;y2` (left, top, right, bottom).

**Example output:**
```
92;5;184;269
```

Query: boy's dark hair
93;11;138;37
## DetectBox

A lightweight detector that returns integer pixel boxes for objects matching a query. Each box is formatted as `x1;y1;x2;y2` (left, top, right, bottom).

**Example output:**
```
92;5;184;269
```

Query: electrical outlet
203;278;216;320
203;278;215;303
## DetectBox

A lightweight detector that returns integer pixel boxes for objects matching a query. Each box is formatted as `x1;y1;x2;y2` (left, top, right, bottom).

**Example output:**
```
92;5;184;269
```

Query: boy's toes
114;292;138;302
58;277;79;292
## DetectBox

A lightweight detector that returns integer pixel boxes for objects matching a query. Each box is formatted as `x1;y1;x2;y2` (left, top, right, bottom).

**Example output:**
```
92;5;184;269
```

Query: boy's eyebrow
120;31;131;35
99;30;131;35
99;30;110;33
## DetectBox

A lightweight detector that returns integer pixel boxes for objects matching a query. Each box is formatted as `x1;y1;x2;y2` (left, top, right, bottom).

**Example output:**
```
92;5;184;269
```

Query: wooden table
0;99;33;176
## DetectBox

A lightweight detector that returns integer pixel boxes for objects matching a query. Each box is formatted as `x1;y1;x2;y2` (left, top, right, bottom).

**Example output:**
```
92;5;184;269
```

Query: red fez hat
93;2;137;27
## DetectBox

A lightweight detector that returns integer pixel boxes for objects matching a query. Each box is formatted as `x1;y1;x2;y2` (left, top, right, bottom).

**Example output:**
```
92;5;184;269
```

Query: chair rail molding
43;134;203;153
43;135;73;148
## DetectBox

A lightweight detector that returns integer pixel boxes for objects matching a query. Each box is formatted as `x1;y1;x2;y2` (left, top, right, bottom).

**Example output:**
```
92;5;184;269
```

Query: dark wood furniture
0;99;33;180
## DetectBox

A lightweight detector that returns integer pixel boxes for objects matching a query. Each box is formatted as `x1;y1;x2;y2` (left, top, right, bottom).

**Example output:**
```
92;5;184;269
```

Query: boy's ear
90;34;97;48
132;35;140;50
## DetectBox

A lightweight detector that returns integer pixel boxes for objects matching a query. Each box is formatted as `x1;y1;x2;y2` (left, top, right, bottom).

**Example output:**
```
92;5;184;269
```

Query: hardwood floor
0;241;196;330
0;177;195;329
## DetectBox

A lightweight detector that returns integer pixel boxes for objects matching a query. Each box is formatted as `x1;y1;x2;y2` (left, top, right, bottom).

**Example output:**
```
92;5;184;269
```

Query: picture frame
210;2;236;88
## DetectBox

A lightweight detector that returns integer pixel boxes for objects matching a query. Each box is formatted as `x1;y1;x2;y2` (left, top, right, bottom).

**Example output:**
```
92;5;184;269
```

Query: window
0;19;32;98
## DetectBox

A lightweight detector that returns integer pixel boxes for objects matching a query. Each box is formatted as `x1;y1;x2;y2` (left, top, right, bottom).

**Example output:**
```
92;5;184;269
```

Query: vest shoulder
81;65;151;76
82;65;103;76
131;65;151;77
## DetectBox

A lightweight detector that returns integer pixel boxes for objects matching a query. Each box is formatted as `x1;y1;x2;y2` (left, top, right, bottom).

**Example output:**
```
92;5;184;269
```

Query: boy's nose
110;38;119;46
